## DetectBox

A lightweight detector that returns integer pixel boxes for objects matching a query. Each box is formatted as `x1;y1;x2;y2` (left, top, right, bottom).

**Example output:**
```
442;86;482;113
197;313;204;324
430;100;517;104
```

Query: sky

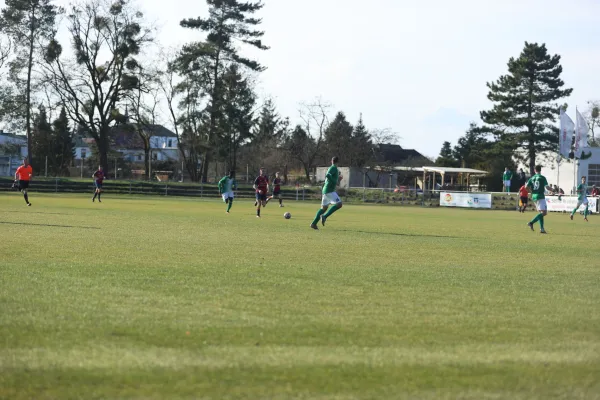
52;0;600;159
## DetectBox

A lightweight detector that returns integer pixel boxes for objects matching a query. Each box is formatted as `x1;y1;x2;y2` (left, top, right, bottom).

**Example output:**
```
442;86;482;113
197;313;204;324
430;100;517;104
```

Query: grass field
1;192;599;400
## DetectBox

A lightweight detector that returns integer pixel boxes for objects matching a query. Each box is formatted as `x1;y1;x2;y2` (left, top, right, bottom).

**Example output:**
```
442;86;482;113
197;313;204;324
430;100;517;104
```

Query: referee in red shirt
15;158;33;206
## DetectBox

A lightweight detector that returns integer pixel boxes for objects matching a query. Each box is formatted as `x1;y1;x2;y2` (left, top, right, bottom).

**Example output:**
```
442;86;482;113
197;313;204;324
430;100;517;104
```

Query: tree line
0;0;400;182
1;1;597;185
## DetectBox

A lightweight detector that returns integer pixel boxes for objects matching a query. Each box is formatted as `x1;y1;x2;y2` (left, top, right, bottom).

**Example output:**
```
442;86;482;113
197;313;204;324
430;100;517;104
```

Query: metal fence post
129;181;132;194
165;184;168;196
55;178;58;193
302;188;305;201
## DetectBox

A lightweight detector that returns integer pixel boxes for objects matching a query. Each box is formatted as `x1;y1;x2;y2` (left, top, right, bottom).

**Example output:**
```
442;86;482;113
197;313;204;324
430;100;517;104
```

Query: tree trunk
25;9;36;164
144;147;150;181
97;133;110;176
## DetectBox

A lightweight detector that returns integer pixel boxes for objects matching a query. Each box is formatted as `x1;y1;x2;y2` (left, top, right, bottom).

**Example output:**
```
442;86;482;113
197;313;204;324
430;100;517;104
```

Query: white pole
45;156;48;177
80;158;83;178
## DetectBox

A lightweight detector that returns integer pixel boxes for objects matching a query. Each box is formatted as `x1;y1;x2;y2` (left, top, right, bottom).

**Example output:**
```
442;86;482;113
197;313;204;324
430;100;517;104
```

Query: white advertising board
440;192;492;209
545;196;598;213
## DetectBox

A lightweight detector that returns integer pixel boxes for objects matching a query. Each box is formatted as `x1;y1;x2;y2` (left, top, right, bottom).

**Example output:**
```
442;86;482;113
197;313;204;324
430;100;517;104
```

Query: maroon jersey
254;175;269;193
93;170;105;184
272;177;281;192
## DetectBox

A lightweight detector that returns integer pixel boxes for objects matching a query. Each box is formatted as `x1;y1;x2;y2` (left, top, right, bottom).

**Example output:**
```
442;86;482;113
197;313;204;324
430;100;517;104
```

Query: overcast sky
53;0;600;158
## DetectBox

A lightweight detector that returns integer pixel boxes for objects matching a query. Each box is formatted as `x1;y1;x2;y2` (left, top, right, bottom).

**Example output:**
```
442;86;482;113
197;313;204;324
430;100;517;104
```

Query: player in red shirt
92;166;105;202
253;168;269;218
14;158;33;206
266;171;284;207
518;184;529;213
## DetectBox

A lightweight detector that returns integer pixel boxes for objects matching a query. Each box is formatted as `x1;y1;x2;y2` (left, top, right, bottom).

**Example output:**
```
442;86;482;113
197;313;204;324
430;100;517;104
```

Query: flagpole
574;106;578;194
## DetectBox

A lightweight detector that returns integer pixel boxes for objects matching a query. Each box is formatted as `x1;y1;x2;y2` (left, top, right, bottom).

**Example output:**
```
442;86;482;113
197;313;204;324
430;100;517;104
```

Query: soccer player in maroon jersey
253;168;269;218
92;166;105;202
266;171;284;207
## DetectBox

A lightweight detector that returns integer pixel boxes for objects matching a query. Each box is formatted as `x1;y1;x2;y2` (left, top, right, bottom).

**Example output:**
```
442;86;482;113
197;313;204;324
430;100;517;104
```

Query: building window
153;153;158;161
138;155;142;161
588;164;600;187
168;139;173;147
81;149;86;159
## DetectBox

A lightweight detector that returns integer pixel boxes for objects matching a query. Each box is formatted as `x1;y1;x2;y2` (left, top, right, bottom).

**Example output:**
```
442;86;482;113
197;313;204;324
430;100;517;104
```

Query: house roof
376;143;428;164
422;166;488;175
0;132;26;141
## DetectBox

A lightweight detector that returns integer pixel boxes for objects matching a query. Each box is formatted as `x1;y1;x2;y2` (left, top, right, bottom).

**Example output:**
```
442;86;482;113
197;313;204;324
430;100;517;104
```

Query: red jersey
272;177;281;192
254;175;269;193
518;185;528;198
16;165;33;181
93;170;105;183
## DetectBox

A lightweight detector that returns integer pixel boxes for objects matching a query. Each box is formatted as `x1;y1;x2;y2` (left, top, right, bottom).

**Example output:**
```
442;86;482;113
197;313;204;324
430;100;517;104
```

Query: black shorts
19;180;29;190
272;190;281;197
520;196;528;205
256;192;267;201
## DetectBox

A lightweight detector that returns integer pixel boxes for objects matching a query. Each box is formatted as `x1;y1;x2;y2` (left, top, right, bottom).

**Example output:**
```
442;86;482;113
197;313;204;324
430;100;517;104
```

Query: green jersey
526;174;548;201
502;170;512;180
218;176;236;193
577;183;588;200
322;165;339;194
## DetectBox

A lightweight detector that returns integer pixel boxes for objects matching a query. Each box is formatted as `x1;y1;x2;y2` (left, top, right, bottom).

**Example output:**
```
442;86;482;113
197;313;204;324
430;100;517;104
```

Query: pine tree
52;107;74;175
218;64;256;172
178;0;268;182
436;141;458;167
30;105;52;173
324;112;353;165
350;114;372;167
480;42;572;175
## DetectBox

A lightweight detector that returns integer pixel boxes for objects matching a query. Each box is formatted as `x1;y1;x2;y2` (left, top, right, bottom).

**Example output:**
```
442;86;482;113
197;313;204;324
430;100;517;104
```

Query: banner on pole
440;192;492;208
574;110;589;159
559;109;575;158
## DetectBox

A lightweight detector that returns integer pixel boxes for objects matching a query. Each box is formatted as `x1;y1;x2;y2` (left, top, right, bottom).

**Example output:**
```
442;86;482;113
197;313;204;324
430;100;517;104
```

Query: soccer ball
284;212;291;219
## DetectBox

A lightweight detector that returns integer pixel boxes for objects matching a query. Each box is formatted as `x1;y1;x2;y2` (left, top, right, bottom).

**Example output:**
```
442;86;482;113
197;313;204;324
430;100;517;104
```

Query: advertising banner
440;192;492;209
545;196;597;213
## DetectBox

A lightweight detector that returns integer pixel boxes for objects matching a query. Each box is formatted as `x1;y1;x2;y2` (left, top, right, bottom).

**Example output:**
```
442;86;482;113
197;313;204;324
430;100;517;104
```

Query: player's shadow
0;221;100;229
340;229;459;239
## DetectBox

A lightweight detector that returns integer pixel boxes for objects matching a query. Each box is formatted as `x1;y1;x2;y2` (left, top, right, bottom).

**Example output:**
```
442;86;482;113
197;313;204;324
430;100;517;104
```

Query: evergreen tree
218;64;256;172
436;141;459;167
350;114;372;168
30;105;52;173
1;0;61;162
452;123;490;169
480;42;572;175
324;111;353;166
285;125;317;181
178;0;269;182
52;107;74;175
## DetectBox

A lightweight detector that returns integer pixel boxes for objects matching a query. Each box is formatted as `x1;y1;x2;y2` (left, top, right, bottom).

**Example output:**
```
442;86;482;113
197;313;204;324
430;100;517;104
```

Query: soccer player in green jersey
570;176;589;222
526;165;549;234
502;167;512;193
310;156;343;230
218;170;236;213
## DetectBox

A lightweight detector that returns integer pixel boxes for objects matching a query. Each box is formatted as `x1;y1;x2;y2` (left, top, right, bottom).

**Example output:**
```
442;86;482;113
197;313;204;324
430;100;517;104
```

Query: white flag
559;109;574;158
574;110;589;159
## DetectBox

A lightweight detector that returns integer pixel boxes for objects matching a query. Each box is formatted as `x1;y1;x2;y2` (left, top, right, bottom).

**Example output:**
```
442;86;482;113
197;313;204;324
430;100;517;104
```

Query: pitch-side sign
545;196;598;214
440;192;492;209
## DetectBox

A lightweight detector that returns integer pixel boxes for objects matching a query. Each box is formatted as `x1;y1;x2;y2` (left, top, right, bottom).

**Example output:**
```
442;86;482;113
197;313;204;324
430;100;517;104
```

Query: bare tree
585;101;600;146
285;99;331;181
43;0;153;173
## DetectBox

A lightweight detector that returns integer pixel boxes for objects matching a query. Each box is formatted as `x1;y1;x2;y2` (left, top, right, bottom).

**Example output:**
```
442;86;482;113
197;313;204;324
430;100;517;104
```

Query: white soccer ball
284;212;291;219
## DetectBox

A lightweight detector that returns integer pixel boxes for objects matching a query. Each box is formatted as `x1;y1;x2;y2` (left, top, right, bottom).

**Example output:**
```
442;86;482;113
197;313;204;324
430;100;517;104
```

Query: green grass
1;192;599;400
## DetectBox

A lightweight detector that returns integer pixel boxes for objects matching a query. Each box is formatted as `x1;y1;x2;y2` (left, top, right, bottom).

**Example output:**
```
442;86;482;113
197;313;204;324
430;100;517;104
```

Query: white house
74;124;180;162
0;131;28;176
